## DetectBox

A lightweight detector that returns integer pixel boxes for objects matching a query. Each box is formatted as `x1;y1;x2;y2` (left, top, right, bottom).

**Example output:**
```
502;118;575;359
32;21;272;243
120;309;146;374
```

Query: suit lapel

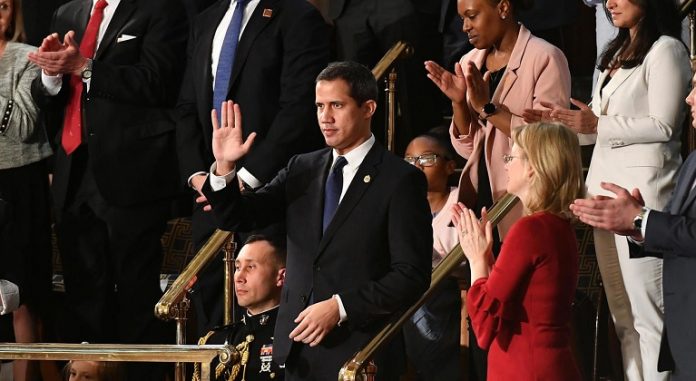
228;0;279;92
72;0;92;41
495;25;531;105
598;66;639;114
316;144;384;257
94;0;136;59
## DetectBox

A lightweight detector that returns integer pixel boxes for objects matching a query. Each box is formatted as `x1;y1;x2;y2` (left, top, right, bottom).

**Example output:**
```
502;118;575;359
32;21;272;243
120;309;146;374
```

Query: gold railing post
223;236;237;325
169;295;190;381
386;68;397;152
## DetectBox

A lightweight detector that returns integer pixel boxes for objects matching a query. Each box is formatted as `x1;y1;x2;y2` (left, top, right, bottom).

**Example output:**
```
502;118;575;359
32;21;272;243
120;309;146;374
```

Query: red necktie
61;0;108;155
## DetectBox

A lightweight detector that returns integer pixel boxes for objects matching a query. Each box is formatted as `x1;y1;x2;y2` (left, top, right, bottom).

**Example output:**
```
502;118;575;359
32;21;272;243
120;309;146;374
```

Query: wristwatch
632;207;649;231
479;102;497;120
80;59;93;80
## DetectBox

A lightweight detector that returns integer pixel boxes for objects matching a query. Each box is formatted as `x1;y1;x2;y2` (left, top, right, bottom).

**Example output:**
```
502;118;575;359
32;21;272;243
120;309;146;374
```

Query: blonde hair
63;360;124;381
5;0;26;42
511;122;585;218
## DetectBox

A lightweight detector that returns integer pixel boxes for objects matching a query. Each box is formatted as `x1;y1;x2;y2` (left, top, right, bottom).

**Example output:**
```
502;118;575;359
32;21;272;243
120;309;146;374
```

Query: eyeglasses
502;154;521;164
404;153;442;167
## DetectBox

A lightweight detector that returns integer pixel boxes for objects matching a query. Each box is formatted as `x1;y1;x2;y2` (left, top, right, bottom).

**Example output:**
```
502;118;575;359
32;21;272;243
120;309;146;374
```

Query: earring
501;15;507;20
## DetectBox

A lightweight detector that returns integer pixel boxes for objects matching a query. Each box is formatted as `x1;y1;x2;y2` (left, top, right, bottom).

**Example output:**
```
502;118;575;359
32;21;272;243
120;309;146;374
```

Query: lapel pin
363;175;371;183
262;8;273;18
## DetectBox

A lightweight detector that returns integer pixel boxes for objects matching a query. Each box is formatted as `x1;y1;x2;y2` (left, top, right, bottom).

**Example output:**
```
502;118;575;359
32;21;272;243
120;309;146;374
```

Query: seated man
195;235;287;381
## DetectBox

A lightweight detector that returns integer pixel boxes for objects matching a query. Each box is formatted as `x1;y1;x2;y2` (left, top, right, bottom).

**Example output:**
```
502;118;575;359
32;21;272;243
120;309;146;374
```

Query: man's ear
363;99;377;119
276;268;286;287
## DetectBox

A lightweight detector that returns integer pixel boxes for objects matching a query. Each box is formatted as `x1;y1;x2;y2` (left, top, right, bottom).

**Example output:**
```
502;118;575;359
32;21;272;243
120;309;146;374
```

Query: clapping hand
425;61;467;104
538;99;598;134
211;100;256;175
451;203;493;266
464;61;491;113
27;31;87;76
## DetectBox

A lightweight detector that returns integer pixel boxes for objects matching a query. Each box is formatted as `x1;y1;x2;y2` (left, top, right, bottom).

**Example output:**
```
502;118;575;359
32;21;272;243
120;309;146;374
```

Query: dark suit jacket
203;143;433;367
640;151;696;380
176;0;328;186
32;0;187;211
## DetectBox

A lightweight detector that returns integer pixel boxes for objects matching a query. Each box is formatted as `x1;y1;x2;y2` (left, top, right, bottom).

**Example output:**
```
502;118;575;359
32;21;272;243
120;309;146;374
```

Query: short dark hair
244;234;287;267
315;61;378;105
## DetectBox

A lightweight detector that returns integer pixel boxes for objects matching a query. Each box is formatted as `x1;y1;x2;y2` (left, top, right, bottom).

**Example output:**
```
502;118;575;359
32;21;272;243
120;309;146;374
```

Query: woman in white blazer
543;0;691;379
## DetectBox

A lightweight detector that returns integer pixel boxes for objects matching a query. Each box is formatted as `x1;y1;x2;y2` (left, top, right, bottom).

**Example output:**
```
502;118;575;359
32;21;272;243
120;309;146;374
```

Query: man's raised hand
211;100;256;175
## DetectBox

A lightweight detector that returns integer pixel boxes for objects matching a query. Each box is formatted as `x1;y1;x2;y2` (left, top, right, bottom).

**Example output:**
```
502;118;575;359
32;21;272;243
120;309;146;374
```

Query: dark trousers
55;153;172;347
403;276;461;381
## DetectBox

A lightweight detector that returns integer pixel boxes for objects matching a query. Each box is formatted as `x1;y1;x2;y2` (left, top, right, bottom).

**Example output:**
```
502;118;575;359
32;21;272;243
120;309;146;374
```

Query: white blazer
583;36;691;210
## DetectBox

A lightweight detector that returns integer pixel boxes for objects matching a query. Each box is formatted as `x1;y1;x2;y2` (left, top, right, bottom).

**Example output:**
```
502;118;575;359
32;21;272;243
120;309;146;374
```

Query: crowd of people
1;0;695;380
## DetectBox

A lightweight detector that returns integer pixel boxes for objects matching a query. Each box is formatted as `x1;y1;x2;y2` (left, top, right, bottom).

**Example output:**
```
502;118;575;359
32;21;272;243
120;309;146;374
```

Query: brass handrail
0;343;237;381
680;0;696;18
371;41;412;80
338;193;520;381
155;229;233;320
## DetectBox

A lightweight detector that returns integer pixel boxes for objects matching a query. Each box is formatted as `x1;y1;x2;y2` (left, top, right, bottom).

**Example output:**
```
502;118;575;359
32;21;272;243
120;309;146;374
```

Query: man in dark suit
176;0;329;334
28;0;187;351
201;62;432;380
570;73;696;381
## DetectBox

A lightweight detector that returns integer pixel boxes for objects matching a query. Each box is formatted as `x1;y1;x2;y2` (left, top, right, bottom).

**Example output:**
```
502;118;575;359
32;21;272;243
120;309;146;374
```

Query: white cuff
187;171;208;189
0;280;20;315
41;71;63;96
209;162;236;192
333;294;347;324
641;208;651;239
238;167;262;189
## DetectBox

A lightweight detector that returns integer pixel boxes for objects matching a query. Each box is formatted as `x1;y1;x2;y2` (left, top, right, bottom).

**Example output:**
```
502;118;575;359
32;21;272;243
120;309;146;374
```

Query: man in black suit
176;0;329;334
202;62;432;380
28;0;187;351
570;73;696;381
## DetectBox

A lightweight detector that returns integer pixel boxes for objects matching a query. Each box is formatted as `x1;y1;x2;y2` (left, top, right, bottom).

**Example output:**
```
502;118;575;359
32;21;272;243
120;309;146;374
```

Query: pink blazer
450;25;571;238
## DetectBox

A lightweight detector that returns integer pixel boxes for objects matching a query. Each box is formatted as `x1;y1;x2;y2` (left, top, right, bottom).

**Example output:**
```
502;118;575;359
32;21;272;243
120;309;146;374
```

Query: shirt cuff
238;167;262;189
333;294;347;325
187;171;208;189
209;162;236;192
41;71;63;96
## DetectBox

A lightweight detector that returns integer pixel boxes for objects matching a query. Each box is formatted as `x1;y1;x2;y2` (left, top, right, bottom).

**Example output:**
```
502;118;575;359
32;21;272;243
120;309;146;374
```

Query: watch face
81;69;92;80
483;103;496;114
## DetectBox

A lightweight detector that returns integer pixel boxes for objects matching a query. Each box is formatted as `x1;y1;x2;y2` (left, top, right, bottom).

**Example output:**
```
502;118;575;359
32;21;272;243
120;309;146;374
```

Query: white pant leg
594;228;643;380
614;234;669;381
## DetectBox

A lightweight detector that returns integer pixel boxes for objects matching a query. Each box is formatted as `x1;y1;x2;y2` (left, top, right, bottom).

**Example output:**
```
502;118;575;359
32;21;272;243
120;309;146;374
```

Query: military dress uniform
194;307;284;381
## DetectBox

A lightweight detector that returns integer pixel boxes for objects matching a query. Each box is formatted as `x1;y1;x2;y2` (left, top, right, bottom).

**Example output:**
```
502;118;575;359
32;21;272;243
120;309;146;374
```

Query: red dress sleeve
466;216;541;349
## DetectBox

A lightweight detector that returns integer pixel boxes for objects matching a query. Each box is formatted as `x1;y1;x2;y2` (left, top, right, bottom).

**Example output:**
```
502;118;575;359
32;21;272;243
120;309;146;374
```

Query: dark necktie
323;156;348;232
213;0;248;121
61;0;108;155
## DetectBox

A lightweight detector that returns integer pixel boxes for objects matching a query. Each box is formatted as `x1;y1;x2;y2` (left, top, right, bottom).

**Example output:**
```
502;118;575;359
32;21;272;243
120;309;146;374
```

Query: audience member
402;132;462;381
452;122;584;381
175;0;329;335
201;61;432;380
425;0;571;378
570;71;696;381
63;360;123;381
541;1;690;379
27;0;187;379
0;0;52;379
194;234;286;381
439;0;471;79
330;0;443;152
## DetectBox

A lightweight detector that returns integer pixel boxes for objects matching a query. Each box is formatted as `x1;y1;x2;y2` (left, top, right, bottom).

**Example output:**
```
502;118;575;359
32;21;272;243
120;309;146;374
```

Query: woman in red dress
452;122;584;380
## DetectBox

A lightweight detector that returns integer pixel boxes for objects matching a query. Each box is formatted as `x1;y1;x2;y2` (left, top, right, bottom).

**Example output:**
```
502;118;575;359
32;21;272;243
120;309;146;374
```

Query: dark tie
213;0;248;121
61;0;108;155
323;156;348;232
